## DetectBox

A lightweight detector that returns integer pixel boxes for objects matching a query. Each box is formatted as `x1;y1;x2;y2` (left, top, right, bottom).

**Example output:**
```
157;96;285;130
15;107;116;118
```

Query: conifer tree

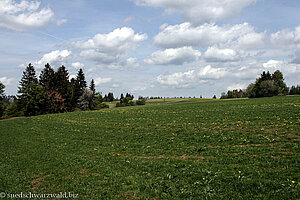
39;63;55;90
89;79;96;94
76;68;87;91
18;63;38;95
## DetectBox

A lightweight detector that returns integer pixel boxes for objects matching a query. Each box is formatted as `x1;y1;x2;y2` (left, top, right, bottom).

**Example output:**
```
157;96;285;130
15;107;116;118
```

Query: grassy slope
0;96;299;199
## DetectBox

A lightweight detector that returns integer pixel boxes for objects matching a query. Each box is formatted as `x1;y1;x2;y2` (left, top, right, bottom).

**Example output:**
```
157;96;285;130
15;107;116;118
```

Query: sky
1;0;300;98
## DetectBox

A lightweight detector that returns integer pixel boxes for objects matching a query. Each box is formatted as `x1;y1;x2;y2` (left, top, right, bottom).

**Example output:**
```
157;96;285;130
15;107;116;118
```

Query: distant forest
0;64;299;119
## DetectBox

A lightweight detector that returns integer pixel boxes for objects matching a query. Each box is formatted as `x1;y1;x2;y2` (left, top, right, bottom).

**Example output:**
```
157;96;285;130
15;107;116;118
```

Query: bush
92;102;109;110
136;99;146;105
129;101;135;106
116;102;125;107
3;102;24;118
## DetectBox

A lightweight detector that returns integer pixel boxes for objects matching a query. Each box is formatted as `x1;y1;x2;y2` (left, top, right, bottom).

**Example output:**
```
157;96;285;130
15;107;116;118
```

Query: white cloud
156;65;227;87
271;26;300;49
204;47;239;62
107;57;140;70
0;0;54;31
0;77;15;86
237;32;266;49
94;77;112;86
34;50;71;68
134;0;257;25
71;62;84;69
72;27;147;64
154;22;256;48
262;60;300;77
227;84;247;91
145;46;201;65
263;60;284;68
56;18;67;26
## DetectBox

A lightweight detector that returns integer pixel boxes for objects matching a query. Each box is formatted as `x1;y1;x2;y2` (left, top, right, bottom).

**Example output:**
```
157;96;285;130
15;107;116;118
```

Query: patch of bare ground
124;191;140;200
0;117;23;121
30;175;50;190
287;133;300;138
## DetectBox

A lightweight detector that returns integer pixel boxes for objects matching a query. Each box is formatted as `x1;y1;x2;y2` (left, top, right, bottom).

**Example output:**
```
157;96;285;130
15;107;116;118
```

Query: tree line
220;70;299;99
0;63;111;118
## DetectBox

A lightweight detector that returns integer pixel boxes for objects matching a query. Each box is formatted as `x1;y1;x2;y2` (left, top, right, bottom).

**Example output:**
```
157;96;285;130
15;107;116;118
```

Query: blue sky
1;0;300;97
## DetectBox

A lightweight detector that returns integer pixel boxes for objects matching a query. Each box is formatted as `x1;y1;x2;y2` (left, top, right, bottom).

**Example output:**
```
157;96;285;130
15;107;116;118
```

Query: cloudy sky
1;0;300;97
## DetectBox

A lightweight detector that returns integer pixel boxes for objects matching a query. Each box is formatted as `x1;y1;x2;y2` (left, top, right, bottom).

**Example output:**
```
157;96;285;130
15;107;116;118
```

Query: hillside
0;96;299;199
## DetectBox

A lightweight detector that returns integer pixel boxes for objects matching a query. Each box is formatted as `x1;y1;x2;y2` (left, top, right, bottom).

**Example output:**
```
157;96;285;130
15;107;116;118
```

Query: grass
0;96;299;199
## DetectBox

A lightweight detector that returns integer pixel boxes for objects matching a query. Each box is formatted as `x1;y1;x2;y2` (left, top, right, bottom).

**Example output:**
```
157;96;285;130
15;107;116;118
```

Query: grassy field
0;96;299;199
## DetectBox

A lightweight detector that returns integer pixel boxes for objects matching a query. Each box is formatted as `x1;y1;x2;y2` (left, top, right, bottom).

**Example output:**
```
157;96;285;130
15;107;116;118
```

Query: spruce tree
0;82;5;117
54;65;72;111
39;63;55;90
18;63;38;95
89;79;96;94
76;68;87;91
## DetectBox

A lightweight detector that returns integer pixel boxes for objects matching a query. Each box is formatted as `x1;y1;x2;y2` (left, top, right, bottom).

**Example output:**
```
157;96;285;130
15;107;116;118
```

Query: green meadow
0;96;299;199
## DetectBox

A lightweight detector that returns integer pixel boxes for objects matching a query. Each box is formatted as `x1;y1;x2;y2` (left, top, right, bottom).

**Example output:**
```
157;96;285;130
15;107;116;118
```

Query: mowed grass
0;96;299;199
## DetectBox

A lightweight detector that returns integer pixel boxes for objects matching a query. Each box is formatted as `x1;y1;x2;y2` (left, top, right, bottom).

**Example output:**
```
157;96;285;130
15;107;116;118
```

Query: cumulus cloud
71;62;84;69
34;50;71;68
94;77;112;86
263;60;284;68
271;26;300;49
107;57;140;70
204;47;239;62
133;0;256;25
227;83;247;91
0;0;54;31
156;65;227;87
262;60;300;75
154;22;256;49
145;46;201;65
0;76;15;86
237;32;266;49
72;27;147;64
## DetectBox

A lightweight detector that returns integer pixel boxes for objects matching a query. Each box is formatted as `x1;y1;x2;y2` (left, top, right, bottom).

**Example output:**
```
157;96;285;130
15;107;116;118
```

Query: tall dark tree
0;81;5;117
107;92;114;102
54;65;72;111
272;70;288;95
23;83;46;116
76;68;87;90
89;79;96;94
18;63;38;95
39;63;55;90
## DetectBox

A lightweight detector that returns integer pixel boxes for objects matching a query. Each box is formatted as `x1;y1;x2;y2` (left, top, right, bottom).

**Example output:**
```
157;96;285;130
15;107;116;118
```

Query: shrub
136;99;146;105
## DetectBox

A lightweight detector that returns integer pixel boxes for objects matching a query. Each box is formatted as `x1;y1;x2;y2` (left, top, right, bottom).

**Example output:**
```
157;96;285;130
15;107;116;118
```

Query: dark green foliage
89;79;96;95
251;70;288;98
18;63;38;95
213;95;217;99
0;81;5;117
76;69;87;90
289;85;300;95
91;93;108;110
107;92;114;102
221;70;289;99
136;99;146;105
39;63;55;90
3;100;24;117
53;66;73;111
220;89;247;99
23;83;46;116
